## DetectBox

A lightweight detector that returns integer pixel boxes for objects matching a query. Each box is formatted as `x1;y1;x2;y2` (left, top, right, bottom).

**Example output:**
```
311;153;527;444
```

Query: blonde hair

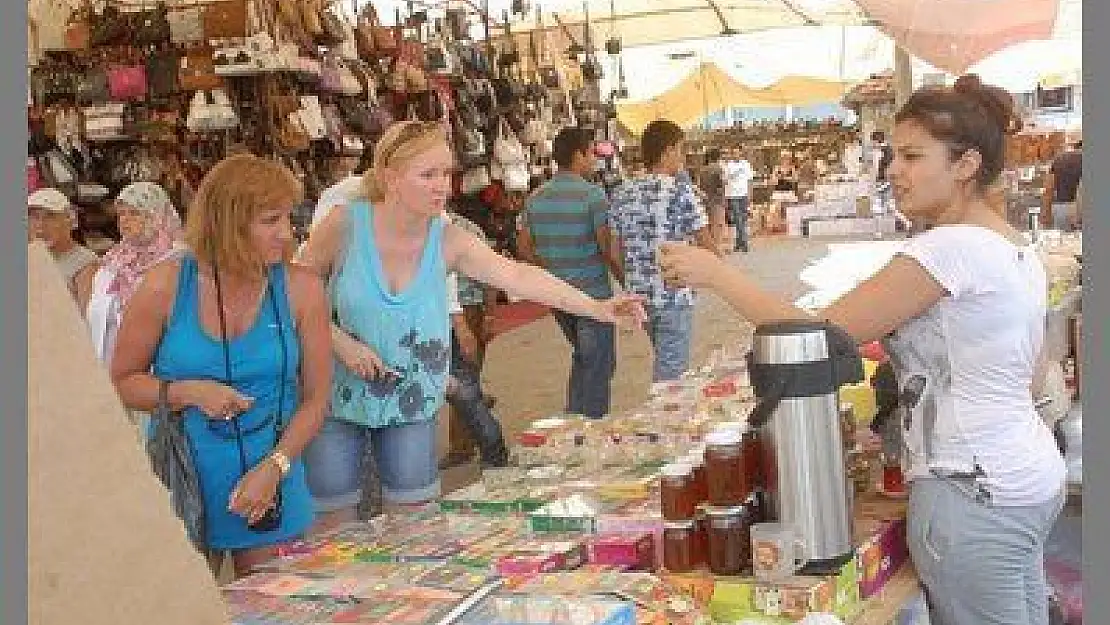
184;154;303;276
360;121;449;202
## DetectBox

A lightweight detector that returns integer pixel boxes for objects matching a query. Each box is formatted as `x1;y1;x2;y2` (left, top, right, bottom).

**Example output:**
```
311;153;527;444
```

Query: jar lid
705;429;742;446
681;452;704;467
519;431;548;447
660;462;693;478
663;520;697;530
703;504;747;517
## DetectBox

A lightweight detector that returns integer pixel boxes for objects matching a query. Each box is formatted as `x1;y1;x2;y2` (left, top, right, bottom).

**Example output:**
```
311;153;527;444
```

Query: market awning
498;0;870;51
851;0;1080;74
615;63;852;134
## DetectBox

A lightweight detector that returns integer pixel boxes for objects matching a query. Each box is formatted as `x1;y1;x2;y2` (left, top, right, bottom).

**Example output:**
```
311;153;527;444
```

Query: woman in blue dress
111;154;332;577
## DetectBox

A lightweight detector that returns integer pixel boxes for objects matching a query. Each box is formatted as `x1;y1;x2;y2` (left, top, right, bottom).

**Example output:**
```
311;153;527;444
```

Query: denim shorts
645;304;695;382
303;417;440;511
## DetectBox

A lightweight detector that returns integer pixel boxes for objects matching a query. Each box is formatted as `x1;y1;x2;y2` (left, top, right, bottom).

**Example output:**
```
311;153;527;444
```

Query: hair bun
954;73;1019;135
953;74;984;95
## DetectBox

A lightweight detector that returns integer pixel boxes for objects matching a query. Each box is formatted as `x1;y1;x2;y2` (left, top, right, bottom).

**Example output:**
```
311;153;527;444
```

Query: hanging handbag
335;60;364;96
83;102;128;142
203;0;248;39
366;4;397;52
454;114;487;168
63;4;92;51
297;96;328;140
277;111;311;152
108;64;149;101
411;89;445;123
446;7;469;40
146;381;208;552
316;6;348;47
168;5;205;44
461;166;492;195
581;55;604;81
91;5;132;47
134;1;172;47
301;0;325;39
275;0;305;40
179;50;224;92
335;15;360;61
76;67;110;105
147;50;182;98
321;103;345;150
319;56;343;93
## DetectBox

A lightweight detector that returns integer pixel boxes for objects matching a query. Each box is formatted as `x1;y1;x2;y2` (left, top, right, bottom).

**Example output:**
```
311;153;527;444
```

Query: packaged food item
704;505;754;576
704;429;750;506
660;462;697;521
662;521;697;573
752;577;835;621
455;594;636;625
588;532;656;570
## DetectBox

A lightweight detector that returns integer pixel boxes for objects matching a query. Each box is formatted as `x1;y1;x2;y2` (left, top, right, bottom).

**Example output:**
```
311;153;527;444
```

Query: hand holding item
178;380;254;420
228;460;281;524
658;241;723;289
334;332;389;380
594;293;647;328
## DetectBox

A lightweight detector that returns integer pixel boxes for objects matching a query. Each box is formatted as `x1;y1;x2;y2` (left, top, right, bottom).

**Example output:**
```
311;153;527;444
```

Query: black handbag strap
213;263;287;475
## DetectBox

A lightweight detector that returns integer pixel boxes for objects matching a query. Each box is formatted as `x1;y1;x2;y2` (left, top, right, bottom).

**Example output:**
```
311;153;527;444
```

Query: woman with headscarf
87;182;184;365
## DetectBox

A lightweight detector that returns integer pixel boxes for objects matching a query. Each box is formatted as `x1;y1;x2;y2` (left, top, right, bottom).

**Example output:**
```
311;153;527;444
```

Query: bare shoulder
284;262;327;322
141;256;184;299
286;262;326;295
127;255;185;322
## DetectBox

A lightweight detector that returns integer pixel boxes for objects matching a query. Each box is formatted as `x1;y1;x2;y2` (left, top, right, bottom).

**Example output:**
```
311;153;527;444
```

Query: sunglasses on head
380;121;443;166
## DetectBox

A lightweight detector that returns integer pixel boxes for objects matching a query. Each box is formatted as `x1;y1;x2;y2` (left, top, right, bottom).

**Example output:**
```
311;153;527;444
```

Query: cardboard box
27;243;229;625
588;532;656;571
752;577;836;621
856;518;909;599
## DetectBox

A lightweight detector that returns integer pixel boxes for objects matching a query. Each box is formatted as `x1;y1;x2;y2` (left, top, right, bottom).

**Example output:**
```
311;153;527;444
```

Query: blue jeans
303;416;440;511
908;478;1065;625
726;196;750;251
645;304;694;382
553;311;616;418
446;330;509;466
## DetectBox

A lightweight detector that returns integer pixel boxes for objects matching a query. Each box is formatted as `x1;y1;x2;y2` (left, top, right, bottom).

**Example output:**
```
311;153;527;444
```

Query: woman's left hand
658;242;724;289
228;460;281;524
595;293;647;328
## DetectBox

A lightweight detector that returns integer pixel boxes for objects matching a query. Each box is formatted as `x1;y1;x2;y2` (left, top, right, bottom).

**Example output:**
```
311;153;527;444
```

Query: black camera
248;489;282;532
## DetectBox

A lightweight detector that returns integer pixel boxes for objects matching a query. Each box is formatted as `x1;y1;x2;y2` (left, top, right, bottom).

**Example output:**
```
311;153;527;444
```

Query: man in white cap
28;188;99;311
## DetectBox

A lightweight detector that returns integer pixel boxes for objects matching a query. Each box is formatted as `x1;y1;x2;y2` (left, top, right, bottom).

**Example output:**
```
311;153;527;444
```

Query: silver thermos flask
746;320;864;573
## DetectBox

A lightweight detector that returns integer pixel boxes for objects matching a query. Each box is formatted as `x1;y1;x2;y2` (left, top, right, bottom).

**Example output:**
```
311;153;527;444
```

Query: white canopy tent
28;0;1081;106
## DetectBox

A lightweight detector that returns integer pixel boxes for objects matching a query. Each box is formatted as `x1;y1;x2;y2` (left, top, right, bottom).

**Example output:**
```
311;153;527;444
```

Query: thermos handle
747;371;790;429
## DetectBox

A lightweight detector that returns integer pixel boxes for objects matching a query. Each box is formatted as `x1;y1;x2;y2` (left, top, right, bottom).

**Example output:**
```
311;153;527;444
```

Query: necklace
199;274;268;336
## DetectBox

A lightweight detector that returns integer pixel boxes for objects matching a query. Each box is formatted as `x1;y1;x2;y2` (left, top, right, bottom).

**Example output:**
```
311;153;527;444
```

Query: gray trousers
909;478;1064;625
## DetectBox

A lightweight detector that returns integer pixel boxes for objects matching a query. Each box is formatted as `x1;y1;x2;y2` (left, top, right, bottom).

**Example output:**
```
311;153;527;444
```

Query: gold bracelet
268;450;291;478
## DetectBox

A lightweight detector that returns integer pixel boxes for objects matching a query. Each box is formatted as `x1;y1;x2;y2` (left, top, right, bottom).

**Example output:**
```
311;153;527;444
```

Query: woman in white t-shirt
87;182;184;366
658;75;1064;625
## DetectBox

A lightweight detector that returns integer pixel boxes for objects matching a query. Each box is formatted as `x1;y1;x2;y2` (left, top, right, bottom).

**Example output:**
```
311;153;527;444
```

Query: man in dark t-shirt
1043;141;1082;230
871;131;895;182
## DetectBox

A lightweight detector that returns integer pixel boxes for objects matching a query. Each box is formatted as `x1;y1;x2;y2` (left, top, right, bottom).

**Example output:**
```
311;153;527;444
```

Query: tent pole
894;45;913;110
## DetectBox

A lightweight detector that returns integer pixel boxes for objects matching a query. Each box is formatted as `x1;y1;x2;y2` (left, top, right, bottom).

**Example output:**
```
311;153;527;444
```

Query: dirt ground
480;235;868;442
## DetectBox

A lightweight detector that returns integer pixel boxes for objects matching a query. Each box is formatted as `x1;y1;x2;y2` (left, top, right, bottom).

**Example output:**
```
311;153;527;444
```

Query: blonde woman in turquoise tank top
298;121;646;530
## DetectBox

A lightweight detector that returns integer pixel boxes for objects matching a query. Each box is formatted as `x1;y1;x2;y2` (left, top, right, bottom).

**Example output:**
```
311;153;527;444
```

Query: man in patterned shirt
609;120;719;382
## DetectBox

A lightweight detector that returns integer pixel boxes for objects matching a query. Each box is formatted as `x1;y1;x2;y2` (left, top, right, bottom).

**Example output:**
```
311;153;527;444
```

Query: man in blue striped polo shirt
517;128;624;418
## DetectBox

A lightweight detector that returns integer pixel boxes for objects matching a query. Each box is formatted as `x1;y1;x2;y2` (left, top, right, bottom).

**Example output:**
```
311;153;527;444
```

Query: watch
268;450;291;478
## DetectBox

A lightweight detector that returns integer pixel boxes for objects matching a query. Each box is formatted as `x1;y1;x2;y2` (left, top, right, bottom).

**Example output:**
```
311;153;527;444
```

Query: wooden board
27;242;229;625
